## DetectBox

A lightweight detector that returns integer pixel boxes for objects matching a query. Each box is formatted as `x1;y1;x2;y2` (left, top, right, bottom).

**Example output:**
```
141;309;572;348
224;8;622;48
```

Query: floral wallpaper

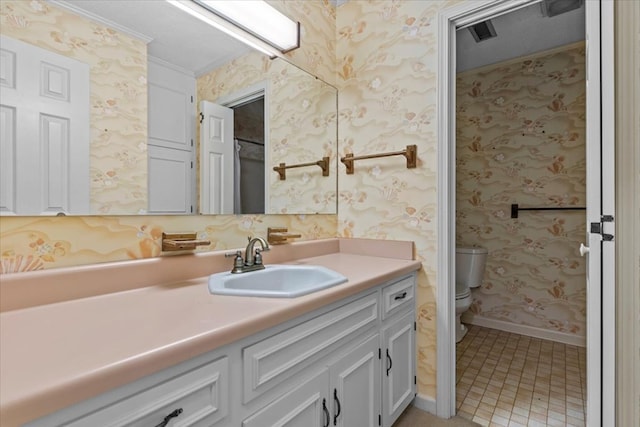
0;0;148;214
336;0;464;399
0;214;337;273
456;43;587;339
197;52;338;214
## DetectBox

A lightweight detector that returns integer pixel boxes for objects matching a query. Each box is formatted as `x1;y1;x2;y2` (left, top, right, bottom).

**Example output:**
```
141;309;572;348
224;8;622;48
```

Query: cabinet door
382;311;416;427
243;369;330;427
329;334;380;427
148;144;193;214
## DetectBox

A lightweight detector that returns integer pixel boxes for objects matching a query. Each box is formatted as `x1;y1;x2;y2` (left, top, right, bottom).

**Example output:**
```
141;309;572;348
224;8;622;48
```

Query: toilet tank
456;246;488;288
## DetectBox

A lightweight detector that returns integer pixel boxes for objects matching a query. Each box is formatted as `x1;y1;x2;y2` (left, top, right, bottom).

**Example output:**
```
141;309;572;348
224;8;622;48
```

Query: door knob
579;243;590;257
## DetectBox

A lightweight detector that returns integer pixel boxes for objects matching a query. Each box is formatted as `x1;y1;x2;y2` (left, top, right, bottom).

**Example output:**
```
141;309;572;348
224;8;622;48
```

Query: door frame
435;0;615;423
215;81;270;212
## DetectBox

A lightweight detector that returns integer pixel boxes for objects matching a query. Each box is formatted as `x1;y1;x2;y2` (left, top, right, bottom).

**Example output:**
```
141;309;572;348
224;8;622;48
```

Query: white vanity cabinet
241;273;416;427
26;273;416;427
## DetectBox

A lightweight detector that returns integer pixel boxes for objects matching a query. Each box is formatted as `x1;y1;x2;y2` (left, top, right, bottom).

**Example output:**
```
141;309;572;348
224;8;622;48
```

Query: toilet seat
455;289;471;300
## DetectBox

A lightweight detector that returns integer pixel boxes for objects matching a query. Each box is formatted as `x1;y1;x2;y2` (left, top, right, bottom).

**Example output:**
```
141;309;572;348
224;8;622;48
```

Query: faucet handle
254;248;264;265
225;250;242;258
226;250;245;273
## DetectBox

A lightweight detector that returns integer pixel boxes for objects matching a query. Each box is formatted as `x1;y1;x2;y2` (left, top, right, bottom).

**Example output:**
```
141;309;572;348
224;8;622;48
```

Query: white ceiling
456;1;585;73
56;0;251;76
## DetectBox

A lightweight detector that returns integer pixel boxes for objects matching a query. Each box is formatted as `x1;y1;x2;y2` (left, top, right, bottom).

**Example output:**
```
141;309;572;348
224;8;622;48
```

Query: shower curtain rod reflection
235;138;264;146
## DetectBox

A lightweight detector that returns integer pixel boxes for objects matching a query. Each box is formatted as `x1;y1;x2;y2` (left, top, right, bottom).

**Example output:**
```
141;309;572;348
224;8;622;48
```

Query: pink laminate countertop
0;248;420;426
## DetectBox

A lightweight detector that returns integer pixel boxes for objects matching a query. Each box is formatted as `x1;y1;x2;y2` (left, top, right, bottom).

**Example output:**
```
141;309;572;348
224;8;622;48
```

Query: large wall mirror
0;0;338;216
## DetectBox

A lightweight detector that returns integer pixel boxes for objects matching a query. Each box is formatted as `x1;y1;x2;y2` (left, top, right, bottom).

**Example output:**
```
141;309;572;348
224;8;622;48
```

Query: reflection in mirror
0;0;337;216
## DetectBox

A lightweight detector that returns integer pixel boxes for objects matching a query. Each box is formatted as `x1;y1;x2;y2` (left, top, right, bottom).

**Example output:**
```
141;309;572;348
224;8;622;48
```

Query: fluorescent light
194;0;299;52
166;1;299;57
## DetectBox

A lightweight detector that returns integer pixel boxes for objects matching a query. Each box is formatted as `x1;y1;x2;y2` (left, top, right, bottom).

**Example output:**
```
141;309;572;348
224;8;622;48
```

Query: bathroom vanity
0;239;420;427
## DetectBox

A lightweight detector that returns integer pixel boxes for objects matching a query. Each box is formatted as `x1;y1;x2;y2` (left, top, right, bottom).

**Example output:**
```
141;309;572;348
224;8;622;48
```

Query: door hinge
378;348;381;360
199;112;204;123
190;205;193;213
191;139;194;147
590;215;614;241
378;414;381;426
190;161;193;168
414;375;417;385
191;95;193;103
414;322;416;331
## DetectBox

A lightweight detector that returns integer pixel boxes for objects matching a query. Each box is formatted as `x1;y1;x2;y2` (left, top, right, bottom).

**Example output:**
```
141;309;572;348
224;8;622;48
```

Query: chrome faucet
226;236;270;274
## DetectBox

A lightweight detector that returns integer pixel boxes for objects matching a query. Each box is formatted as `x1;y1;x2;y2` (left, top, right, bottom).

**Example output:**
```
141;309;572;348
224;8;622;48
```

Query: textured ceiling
457;1;585;72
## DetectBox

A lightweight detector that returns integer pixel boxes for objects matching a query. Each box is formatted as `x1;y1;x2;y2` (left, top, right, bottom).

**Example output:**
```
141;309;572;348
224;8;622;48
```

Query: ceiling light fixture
166;0;299;58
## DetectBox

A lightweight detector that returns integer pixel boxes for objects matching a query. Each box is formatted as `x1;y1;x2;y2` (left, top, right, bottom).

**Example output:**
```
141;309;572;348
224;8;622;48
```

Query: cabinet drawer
381;275;415;320
64;357;229;427
243;292;378;403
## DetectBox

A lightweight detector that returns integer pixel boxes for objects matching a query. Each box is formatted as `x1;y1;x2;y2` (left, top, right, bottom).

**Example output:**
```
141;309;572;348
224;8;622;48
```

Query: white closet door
147;59;196;214
0;35;89;215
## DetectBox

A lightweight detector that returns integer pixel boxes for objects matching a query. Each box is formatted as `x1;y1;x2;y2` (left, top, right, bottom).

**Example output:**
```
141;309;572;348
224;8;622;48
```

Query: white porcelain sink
208;264;348;298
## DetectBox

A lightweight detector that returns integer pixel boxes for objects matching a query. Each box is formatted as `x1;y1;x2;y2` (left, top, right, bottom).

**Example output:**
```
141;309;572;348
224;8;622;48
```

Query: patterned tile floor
456;325;587;427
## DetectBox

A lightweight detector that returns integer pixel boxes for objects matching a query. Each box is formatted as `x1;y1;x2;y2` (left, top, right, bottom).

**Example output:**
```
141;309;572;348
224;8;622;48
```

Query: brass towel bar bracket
340;144;417;174
162;232;210;252
273;157;330;180
267;227;302;245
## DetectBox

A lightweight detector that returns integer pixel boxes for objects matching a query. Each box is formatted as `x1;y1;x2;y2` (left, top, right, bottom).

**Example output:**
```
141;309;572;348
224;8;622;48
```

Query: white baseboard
412;393;437;415
464;315;586;347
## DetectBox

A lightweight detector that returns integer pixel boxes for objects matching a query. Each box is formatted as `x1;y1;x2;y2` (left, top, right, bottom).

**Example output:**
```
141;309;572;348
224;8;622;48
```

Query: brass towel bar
273;157;330;180
340;144;417;174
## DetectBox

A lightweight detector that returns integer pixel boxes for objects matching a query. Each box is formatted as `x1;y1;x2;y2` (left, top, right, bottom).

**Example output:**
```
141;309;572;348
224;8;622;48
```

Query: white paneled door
200;101;234;215
0;35;89;215
584;1;616;425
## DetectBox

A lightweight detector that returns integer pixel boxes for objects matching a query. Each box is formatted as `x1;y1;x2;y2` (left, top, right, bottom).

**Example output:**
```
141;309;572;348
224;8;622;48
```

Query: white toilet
455;246;488;343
